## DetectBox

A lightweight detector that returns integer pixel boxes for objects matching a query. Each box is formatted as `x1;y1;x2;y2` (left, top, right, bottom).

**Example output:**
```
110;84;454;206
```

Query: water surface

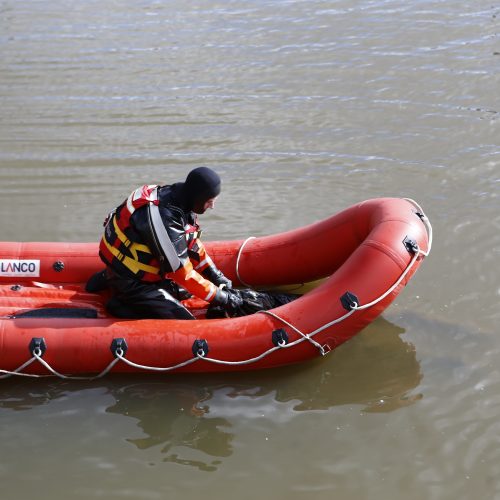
1;1;499;499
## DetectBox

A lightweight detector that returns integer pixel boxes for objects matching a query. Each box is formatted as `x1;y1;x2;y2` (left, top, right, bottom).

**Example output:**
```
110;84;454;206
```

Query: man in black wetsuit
96;167;245;319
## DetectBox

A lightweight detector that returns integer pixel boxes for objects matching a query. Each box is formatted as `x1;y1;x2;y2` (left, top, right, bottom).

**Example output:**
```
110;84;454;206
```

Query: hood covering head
183;167;221;213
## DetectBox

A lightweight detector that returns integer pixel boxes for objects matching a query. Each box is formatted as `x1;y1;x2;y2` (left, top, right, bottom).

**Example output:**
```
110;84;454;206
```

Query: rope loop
235;236;256;287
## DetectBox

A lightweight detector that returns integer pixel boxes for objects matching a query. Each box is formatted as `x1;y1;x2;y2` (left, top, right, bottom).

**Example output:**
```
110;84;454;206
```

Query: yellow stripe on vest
112;217;153;260
102;238;160;275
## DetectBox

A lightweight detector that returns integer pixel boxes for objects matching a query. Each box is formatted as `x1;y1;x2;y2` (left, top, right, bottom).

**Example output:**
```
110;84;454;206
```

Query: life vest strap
112;217;152;259
101;237;160;276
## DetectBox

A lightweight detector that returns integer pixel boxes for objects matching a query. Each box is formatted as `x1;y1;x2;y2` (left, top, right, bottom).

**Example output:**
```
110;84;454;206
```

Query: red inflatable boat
0;198;432;378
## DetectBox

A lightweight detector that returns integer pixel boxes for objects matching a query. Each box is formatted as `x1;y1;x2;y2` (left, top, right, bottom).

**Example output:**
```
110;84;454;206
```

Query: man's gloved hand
237;289;266;315
207;288;299;319
203;266;233;289
212;288;244;317
217;275;233;290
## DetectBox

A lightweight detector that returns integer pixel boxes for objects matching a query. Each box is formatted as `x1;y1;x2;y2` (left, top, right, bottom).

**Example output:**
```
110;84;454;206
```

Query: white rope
404;197;433;256
0;351;122;380
258;310;332;354
113;351;199;372
198;346;283;366
235;236;256;287
32;352;122;380
0;356;43;379
353;250;420;311
256;244;424;352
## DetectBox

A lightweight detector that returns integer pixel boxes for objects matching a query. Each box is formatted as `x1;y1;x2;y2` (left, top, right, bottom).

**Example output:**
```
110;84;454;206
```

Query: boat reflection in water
105;316;422;470
0;316;421;471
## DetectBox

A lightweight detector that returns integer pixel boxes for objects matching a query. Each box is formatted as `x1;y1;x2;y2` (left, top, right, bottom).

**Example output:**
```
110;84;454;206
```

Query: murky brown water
1;1;499;498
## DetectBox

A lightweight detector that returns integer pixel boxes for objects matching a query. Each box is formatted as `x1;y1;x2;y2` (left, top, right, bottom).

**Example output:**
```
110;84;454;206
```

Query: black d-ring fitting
29;337;47;357
192;339;209;358
110;337;128;358
403;236;419;255
272;328;289;347
340;291;359;311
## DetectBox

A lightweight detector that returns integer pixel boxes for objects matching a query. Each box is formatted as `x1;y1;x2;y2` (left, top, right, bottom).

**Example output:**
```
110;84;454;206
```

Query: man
98;167;244;319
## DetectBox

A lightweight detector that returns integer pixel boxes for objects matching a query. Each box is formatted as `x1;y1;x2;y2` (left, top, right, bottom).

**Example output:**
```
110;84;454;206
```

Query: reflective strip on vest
194;255;213;271
148;188;182;272
204;285;217;302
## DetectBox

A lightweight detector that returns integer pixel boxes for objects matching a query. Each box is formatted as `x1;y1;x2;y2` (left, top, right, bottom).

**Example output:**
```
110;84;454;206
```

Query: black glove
212;288;244;317
236;289;266;315
207;289;300;319
202;265;233;289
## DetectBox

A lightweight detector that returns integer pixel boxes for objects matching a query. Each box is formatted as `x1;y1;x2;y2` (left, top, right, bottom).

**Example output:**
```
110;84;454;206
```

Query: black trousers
105;270;194;320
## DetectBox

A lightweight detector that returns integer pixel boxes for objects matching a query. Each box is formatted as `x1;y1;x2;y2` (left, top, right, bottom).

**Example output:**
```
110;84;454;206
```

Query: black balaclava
182;167;221;214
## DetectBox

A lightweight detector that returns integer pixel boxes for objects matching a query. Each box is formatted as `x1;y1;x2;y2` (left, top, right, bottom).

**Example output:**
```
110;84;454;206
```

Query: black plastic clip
403;236;419;255
110;338;128;358
340;291;359;311
272;328;289;347
192;339;209;358
53;260;65;272
29;337;47;357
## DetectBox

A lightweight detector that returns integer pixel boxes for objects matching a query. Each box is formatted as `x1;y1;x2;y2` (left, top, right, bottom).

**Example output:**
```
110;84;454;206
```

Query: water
0;0;499;498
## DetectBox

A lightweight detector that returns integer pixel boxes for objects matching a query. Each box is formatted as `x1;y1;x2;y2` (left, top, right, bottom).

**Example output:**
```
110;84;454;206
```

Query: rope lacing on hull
0;200;432;380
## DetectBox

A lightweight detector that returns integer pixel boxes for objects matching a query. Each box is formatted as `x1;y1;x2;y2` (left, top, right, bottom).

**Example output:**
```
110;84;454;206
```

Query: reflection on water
0;316;421;471
108;384;232;472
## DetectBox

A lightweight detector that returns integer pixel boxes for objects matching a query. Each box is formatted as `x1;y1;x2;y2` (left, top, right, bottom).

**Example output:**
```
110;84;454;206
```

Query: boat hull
0;198;431;376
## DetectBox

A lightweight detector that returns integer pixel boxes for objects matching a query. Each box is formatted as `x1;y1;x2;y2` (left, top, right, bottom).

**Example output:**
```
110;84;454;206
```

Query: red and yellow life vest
99;185;163;282
99;185;218;302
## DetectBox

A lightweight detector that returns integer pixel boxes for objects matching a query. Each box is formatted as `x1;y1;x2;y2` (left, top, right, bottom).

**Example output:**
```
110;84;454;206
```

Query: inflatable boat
0;198;432;379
